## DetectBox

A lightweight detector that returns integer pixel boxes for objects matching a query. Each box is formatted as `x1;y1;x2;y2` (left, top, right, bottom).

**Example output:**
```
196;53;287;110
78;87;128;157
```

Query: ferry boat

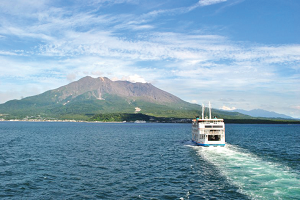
192;102;225;147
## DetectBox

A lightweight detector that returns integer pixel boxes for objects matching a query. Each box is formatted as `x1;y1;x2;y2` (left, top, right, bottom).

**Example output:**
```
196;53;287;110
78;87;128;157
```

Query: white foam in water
191;144;300;200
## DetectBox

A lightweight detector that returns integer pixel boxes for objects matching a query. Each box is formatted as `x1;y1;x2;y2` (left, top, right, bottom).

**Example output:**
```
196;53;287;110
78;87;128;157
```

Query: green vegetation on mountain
90;113;150;122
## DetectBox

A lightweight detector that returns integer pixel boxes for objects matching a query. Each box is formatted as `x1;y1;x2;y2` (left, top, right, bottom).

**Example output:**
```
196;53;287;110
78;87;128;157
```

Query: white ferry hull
192;140;225;147
192;118;225;147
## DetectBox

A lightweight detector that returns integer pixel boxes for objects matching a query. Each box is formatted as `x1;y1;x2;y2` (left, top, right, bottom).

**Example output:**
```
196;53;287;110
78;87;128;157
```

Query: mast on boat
201;102;212;119
209;101;212;119
202;104;205;119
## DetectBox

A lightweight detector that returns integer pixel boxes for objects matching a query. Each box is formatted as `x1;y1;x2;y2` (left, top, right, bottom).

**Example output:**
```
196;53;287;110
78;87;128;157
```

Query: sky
0;0;299;118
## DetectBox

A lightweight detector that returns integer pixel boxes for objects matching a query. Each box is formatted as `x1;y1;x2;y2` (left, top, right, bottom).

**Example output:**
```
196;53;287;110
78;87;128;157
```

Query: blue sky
0;0;299;118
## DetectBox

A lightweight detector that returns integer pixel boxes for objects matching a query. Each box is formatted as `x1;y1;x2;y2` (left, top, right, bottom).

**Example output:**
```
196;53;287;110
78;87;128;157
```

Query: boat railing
204;130;224;135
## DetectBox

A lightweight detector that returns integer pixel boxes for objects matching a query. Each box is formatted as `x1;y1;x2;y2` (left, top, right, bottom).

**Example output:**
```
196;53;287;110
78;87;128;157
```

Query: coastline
1;118;300;124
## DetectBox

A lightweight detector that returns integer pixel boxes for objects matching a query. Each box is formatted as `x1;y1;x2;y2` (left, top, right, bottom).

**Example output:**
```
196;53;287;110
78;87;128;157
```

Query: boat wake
189;144;300;200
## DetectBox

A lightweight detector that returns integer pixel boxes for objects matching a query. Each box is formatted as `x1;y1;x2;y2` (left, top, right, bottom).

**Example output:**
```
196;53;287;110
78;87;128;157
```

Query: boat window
208;135;221;141
205;125;223;128
213;125;223;128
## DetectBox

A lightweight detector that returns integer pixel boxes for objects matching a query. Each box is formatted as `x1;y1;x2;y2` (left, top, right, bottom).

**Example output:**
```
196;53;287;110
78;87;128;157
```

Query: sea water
0;122;299;199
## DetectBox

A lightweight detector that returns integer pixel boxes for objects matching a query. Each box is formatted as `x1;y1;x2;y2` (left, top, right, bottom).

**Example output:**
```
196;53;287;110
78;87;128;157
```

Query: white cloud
0;51;18;56
0;56;38;77
1;14;299;95
190;100;198;104
121;74;147;83
138;0;222;21
291;105;300;110
0;0;48;15
66;73;77;82
3;0;298;72
220;106;236;110
199;0;227;6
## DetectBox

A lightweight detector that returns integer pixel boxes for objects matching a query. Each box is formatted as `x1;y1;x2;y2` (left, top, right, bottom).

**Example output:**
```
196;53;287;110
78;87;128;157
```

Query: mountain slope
48;76;185;104
233;109;293;119
0;76;250;120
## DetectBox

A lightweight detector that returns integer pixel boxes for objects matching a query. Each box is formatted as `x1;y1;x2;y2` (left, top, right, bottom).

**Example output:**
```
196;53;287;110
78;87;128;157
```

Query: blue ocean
0;122;299;199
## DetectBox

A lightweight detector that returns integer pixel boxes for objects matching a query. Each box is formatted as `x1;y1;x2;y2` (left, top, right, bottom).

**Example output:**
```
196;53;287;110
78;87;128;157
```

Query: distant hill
233;109;293;119
0;76;250;120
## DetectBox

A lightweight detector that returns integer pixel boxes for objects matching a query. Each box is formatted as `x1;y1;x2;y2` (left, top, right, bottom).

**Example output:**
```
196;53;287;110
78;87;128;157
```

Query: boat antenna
202;103;205;119
209;101;212;119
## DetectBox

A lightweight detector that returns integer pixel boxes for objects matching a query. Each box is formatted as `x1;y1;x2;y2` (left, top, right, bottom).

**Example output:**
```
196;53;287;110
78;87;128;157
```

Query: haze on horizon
0;0;299;118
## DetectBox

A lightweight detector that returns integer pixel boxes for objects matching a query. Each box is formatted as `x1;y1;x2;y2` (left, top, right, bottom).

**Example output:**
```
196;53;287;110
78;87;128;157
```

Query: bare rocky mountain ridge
55;76;184;104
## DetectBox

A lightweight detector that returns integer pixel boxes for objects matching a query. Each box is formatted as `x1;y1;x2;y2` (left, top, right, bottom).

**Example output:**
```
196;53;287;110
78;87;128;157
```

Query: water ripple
1;122;298;199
